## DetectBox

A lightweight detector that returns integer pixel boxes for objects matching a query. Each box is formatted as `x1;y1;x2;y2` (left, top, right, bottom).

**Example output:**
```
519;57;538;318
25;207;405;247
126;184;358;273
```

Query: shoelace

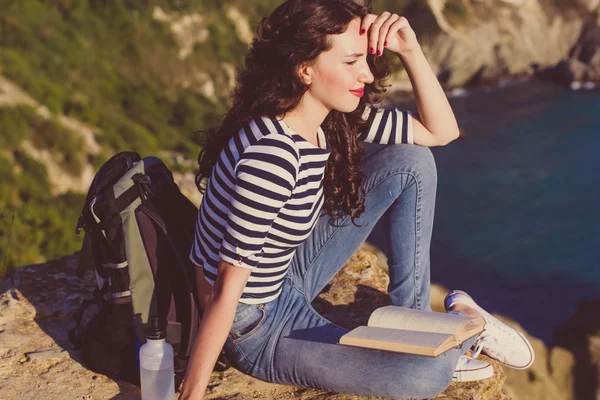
472;336;485;359
472;317;520;360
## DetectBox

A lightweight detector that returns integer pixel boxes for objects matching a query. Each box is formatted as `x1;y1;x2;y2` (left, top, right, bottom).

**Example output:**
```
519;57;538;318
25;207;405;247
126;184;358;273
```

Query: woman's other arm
364;13;460;147
179;260;251;400
181;132;300;399
196;267;213;311
400;46;460;146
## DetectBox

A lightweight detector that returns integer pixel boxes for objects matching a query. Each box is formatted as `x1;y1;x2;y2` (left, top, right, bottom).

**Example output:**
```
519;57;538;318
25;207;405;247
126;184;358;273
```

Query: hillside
0;0;281;277
1;0;599;280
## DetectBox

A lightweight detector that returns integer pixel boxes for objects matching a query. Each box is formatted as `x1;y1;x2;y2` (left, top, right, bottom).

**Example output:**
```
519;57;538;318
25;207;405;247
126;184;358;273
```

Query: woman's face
305;18;375;113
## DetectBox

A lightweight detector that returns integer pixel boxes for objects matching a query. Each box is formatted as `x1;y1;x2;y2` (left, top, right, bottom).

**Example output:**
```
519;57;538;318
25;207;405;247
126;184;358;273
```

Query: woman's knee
367;145;438;188
396;145;437;184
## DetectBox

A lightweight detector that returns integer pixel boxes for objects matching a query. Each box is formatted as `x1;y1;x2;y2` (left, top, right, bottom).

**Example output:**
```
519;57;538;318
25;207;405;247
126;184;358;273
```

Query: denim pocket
230;303;266;343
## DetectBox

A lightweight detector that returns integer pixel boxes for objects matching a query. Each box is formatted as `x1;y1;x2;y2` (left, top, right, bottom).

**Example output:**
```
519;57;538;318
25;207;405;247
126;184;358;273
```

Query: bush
13;150;51;202
0;155;16;202
0;106;87;175
0;107;30;150
36;191;85;261
443;0;469;25
0;151;85;282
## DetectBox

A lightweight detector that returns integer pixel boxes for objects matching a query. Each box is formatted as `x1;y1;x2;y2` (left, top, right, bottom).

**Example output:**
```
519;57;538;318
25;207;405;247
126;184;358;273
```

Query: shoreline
384;74;599;105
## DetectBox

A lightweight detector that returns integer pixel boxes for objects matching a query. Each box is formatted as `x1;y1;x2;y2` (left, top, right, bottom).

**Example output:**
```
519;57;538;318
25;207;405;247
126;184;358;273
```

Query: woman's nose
359;66;374;84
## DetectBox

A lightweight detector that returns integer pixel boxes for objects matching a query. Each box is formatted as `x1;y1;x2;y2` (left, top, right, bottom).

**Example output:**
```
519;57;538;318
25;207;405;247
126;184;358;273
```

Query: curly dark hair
195;0;392;224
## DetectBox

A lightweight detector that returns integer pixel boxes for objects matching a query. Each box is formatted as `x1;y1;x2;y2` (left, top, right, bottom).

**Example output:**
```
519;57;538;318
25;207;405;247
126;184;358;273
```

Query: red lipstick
350;88;364;97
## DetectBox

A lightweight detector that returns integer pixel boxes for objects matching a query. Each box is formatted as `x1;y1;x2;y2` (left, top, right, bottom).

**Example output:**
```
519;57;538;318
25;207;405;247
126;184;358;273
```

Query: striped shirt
190;106;414;304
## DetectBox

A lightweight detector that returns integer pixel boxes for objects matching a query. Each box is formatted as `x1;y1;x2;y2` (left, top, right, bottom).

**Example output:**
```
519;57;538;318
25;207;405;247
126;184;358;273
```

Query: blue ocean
398;81;600;343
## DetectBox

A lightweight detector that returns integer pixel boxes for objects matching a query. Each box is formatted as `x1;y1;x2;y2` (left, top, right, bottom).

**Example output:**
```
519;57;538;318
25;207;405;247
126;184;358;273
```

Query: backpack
69;151;228;388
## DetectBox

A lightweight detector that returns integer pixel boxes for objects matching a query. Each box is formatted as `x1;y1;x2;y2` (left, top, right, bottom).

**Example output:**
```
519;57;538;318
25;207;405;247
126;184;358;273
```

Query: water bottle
139;316;175;400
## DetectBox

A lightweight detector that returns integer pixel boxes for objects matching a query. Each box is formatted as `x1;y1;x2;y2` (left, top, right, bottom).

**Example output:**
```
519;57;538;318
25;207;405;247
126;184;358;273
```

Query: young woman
181;1;534;399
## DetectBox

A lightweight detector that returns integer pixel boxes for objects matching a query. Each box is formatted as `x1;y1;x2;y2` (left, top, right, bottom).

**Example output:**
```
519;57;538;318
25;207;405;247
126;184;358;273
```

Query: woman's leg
289;142;437;310
248;144;453;399
268;285;476;400
224;279;477;400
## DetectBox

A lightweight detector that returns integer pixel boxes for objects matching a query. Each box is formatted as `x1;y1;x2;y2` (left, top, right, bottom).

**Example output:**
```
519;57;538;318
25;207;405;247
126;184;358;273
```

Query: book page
340;326;452;354
368;306;474;335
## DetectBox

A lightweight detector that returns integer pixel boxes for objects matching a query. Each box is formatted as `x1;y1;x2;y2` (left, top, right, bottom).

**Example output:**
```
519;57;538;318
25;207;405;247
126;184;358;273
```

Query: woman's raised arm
398;46;460;146
362;13;460;147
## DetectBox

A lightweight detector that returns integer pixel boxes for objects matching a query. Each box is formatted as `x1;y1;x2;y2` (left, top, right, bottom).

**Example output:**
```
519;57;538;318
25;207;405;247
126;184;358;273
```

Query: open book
338;306;483;357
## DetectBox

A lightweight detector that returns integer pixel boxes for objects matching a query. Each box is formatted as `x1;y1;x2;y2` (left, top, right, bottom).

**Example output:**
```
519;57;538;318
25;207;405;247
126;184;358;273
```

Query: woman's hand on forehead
360;12;419;57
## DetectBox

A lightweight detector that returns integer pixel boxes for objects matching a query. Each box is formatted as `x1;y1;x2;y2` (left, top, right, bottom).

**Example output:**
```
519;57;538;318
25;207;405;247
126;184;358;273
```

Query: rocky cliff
554;299;600;400
388;0;600;91
0;244;587;400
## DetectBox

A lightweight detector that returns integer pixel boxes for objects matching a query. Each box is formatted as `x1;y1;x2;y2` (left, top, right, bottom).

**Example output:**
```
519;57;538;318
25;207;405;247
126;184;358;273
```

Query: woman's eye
345;61;357;65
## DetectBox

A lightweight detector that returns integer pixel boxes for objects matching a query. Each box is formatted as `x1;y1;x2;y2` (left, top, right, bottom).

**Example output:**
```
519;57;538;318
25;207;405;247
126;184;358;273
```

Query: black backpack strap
69;288;103;348
75;181;141;279
76;151;141;235
76;232;94;278
75;213;123;279
215;350;231;371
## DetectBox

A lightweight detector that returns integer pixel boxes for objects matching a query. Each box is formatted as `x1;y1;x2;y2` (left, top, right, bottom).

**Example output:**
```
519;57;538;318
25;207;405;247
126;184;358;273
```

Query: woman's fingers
368;12;391;55
360;13;377;37
378;13;401;54
362;12;410;56
385;16;410;48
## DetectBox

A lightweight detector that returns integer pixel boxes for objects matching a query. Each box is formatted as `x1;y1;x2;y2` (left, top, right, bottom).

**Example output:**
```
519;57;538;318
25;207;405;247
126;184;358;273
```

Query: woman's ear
297;63;312;86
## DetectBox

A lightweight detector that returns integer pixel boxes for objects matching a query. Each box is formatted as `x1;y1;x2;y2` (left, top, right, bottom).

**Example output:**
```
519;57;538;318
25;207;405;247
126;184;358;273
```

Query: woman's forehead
327;18;367;57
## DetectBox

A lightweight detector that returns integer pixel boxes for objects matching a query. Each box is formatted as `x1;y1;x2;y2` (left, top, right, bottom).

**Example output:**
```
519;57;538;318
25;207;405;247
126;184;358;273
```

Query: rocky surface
0;246;513;400
536;23;600;85
554;299;600;400
388;0;600;92
501;324;575;400
1;243;587;399
0;256;139;399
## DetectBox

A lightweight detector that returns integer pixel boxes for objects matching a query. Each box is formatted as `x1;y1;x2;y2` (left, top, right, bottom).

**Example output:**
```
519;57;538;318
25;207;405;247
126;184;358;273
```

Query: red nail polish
370;47;375;54
376;50;381;56
360;29;366;34
384;41;388;46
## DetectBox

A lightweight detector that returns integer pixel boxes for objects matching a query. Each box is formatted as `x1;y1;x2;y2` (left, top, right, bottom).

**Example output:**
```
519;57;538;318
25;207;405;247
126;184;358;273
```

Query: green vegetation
0;0;231;161
0;0;240;280
0;105;92;278
0;151;86;279
0;106;86;175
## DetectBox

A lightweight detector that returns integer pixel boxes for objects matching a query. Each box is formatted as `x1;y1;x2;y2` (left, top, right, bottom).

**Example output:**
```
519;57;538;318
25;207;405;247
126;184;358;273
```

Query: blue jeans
222;144;478;400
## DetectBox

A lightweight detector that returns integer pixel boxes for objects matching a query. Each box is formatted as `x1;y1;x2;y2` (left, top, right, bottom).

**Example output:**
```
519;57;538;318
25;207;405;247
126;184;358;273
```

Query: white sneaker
452;354;494;382
444;290;535;369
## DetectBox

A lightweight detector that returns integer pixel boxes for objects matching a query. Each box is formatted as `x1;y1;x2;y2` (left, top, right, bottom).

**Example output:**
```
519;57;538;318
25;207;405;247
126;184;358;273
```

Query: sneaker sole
452;363;494;383
445;290;535;370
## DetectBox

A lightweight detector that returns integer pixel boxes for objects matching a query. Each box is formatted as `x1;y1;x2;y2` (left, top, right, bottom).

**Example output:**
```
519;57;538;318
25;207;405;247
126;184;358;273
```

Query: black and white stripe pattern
190;107;413;304
359;106;413;145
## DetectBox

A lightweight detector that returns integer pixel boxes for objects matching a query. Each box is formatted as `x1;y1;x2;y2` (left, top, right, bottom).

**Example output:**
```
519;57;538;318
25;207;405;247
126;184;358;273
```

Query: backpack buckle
132;173;153;200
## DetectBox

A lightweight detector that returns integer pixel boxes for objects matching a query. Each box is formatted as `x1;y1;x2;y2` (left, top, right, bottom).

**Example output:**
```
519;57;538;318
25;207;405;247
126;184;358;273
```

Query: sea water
393;81;600;342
